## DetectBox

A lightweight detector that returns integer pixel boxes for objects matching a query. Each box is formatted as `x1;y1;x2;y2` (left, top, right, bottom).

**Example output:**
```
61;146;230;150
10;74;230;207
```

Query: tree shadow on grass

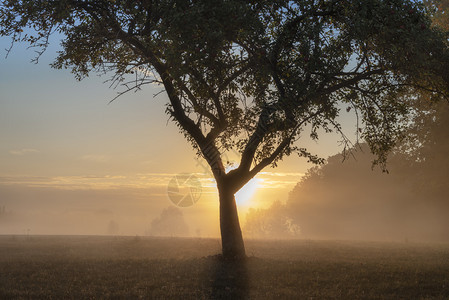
204;255;249;299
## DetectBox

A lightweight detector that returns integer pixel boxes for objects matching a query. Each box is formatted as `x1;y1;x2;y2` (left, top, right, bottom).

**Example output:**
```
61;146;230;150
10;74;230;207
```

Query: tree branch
89;4;226;177
319;69;384;96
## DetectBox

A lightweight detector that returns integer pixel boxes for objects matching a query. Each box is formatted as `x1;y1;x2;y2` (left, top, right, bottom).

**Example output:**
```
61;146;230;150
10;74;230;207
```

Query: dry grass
1;235;448;299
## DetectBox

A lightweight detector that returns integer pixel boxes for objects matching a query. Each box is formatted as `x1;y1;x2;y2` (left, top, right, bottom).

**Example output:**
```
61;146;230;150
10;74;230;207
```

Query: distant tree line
244;101;449;241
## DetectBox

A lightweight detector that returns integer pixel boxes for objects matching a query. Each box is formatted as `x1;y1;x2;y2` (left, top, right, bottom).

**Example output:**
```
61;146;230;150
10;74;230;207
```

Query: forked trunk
218;186;246;260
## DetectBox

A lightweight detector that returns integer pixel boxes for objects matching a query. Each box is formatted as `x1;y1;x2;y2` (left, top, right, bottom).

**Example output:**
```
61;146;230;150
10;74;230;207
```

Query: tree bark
218;186;246;260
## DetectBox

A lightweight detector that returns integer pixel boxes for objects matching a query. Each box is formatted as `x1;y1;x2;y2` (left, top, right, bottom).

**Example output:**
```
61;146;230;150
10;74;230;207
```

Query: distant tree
0;205;8;221
107;220;120;235
285;146;413;239
247;132;449;241
1;0;449;259
245;201;300;239
148;206;190;237
399;98;449;204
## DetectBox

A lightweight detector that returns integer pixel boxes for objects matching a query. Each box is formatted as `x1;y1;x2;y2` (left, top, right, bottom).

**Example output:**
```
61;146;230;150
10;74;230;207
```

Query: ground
0;235;448;299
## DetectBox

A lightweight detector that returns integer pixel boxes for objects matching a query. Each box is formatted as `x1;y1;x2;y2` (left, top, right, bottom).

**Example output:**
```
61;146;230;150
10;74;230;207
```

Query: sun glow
225;165;261;206
235;177;261;206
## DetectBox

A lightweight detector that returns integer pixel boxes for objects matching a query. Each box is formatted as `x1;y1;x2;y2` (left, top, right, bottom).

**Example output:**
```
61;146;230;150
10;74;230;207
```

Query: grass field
1;235;448;299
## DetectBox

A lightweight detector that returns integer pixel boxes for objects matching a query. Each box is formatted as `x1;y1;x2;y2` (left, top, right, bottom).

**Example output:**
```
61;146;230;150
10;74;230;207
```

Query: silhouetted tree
0;205;5;221
247;131;449;241
2;0;449;259
285;146;413;239
148;206;190;237
399;98;449;224
107;220;120;235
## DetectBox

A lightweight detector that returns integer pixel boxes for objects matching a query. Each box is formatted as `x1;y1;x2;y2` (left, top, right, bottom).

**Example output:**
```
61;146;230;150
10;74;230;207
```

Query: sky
0;34;351;237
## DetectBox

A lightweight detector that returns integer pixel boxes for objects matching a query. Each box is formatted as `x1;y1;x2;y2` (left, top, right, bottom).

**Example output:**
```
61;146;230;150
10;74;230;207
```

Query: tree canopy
1;0;448;186
424;0;449;30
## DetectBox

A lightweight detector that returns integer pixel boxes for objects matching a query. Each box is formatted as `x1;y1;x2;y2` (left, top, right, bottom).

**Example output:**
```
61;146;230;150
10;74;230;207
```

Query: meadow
0;235;448;299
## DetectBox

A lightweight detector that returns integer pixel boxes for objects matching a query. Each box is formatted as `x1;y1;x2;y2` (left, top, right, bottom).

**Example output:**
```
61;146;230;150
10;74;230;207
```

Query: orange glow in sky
235;177;261;206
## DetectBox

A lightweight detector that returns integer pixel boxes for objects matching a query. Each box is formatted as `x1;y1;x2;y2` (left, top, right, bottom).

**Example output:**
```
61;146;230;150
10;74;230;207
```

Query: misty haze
1;0;449;298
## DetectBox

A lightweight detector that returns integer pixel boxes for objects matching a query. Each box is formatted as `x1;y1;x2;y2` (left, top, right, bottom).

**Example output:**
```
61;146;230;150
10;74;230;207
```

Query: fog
1;141;448;242
2;102;448;242
244;145;449;243
242;101;449;243
0;183;220;237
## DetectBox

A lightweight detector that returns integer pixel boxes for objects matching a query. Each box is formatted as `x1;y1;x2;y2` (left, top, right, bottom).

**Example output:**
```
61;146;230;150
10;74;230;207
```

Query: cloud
256;172;304;189
0;176;53;184
259;172;305;177
0;171;303;192
9;148;39;156
0;173;177;190
80;154;111;163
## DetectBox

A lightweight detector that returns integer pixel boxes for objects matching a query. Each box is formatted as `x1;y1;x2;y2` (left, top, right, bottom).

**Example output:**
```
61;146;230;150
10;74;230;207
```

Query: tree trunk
218;186;246;260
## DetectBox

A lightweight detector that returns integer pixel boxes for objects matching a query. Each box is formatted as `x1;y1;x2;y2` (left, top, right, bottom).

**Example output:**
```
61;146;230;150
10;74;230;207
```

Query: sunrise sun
235;177;260;206
225;165;261;206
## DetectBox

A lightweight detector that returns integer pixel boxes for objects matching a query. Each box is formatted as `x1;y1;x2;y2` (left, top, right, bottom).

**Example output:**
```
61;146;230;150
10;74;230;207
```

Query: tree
246;140;449;241
285;146;416;240
399;98;449;202
147;206;190;237
424;0;449;30
245;201;300;239
107;220;120;235
1;0;448;259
